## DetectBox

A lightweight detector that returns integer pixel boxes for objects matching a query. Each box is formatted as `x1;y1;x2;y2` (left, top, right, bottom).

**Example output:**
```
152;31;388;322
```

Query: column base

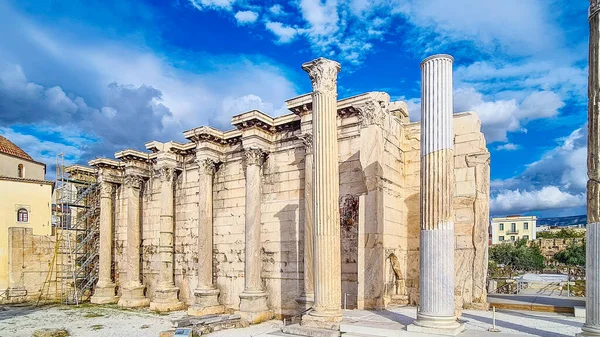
188;287;225;316
577;325;600;336
91;282;118;304
301;309;343;330
407;313;465;336
295;293;314;310
118;284;150;308
239;291;272;324
149;286;185;312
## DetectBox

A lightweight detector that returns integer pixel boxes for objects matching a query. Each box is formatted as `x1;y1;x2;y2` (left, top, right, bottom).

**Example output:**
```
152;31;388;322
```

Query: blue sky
0;0;590;217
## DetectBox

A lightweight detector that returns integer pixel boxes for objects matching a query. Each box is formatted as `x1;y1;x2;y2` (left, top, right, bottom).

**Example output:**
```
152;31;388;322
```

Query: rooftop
0;135;33;161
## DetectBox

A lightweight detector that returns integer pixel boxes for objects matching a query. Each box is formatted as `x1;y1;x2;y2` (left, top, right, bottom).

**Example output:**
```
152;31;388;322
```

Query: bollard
488;306;500;332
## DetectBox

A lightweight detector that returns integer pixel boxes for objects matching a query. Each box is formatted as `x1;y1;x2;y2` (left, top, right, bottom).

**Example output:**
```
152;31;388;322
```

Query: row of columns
90;55;466;336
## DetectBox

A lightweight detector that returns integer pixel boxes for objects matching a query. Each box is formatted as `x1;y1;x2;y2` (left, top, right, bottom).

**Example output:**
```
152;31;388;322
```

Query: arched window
17;208;28;222
17;164;24;178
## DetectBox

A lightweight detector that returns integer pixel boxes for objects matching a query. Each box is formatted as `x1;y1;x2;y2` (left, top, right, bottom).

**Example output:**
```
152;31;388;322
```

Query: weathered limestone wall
5;227;56;303
403;112;489;309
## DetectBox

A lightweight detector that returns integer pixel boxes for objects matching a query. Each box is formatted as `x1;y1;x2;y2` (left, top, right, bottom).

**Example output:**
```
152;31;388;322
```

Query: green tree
554;242;586;267
489;239;545;276
537;229;586;239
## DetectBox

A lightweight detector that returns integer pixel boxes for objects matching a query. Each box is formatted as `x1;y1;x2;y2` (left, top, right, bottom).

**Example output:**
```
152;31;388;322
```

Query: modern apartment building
490;215;537;245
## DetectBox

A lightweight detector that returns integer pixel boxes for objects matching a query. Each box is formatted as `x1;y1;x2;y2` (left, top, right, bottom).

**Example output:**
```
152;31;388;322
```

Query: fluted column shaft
91;180;118;304
197;160;216;291
302;58;342;323
243;149;264;293
411;55;461;332
98;182;113;286
125;176;143;288
118;174;149;308
158;167;176;287
303;135;314;300
583;2;600;335
189;158;223;316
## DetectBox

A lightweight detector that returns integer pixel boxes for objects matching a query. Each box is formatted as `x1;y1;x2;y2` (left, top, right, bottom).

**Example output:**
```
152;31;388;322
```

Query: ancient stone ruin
4;56;490;332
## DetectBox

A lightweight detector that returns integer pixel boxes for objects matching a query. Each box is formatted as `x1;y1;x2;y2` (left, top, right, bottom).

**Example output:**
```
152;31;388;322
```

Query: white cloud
269;4;284;16
234;10;258;25
491;186;585;214
490;125;588;214
454;87;564;143
265;22;299;43
496;143;519;151
189;0;236;10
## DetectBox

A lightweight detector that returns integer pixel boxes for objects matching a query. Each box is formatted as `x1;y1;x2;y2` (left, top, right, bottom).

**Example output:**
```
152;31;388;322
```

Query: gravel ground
0;304;283;337
0;303;588;337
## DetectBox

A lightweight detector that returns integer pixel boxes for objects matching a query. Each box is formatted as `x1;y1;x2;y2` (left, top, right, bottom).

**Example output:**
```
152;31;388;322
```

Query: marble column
91;180;118;304
297;133;314;308
189;158;225;316
581;1;600;335
118;174;150;308
150;167;185;312
239;148;272;323
301;57;343;330
407;54;464;335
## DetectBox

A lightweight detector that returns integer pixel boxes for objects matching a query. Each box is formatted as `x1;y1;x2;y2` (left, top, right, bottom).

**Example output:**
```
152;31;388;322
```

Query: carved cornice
302;58;341;95
244;148;267;166
123;174;144;189
196;158;217;176
298;133;313;153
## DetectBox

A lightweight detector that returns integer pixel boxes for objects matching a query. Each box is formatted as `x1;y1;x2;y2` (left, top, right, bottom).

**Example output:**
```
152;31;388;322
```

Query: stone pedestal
150;166;184;312
296;133;315;309
91;180;119;304
239;149;272;323
189;158;225;316
300;57;343;330
582;2;600;336
118;175;150;308
407;54;464;336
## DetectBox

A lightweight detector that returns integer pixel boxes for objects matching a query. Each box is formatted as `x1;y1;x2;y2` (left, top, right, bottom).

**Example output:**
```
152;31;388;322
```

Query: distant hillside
537;215;587;227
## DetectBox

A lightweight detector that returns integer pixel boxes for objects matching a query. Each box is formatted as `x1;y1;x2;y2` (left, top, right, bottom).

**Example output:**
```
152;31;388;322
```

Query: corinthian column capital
301;58;341;95
155;167;176;182
196;158;217;176
123;174;143;189
244;148;266;167
298;133;313;154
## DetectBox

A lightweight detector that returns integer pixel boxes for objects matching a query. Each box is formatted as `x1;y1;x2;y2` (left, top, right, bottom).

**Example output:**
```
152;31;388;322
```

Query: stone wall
4;227;56;303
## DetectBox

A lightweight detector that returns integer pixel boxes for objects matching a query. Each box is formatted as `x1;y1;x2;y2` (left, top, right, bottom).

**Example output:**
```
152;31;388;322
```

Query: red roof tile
0;135;33;161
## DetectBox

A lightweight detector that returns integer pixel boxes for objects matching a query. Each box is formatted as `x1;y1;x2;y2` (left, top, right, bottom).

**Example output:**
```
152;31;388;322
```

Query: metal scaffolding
38;154;100;305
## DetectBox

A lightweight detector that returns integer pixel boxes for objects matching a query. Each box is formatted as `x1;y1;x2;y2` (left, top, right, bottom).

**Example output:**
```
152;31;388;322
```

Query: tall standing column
407;54;464;335
150;167;185;312
239;148;272;324
189;158;225;316
297;133;315;308
91;180;118;304
118;174;150;308
301;57;343;330
581;2;600;336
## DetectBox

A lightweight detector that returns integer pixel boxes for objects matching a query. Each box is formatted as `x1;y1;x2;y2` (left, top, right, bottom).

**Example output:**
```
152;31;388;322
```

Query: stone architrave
150;166;185;312
91;180;118;304
407;54;464;335
581;1;600;336
117;174;150;308
189;158;225;316
239;148;272;323
300;57;343;330
296;133;314;308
